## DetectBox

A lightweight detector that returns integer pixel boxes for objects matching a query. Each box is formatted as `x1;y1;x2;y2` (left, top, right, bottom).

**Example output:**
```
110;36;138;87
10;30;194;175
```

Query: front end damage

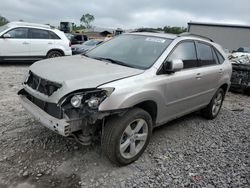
229;54;250;94
18;72;122;145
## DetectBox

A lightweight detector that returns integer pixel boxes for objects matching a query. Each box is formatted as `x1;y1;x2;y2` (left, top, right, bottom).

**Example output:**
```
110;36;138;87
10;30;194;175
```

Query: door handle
22;42;29;45
48;42;53;44
219;69;223;74
196;73;202;79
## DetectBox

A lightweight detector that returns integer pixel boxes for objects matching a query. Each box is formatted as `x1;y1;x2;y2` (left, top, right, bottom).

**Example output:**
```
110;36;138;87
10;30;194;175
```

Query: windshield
84;40;100;46
86;34;173;69
0;25;9;33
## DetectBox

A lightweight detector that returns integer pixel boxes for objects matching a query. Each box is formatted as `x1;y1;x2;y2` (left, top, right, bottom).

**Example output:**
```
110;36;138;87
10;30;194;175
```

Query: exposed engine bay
229;53;250;94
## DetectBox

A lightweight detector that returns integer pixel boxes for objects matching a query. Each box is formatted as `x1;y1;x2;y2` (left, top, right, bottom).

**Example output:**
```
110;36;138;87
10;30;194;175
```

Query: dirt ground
0;64;249;188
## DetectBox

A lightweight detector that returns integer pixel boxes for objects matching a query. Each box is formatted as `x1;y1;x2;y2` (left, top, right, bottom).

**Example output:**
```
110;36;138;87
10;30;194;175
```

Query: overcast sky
1;0;250;29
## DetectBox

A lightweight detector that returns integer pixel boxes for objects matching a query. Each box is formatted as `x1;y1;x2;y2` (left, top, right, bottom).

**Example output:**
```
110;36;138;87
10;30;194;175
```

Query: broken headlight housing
62;88;114;109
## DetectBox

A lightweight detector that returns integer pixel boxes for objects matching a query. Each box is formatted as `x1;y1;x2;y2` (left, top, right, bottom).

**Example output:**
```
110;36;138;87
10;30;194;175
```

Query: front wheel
102;108;153;166
201;88;225;119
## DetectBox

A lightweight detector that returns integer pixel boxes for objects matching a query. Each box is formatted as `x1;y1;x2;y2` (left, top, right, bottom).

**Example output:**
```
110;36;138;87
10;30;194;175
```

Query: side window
168;41;198;69
49;31;60;39
215;49;225;64
29;28;50;39
6;28;28;39
197;42;216;66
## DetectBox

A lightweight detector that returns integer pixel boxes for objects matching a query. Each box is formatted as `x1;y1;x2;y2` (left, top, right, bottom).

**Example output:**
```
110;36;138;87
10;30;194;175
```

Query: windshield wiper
93;57;137;68
82;54;89;57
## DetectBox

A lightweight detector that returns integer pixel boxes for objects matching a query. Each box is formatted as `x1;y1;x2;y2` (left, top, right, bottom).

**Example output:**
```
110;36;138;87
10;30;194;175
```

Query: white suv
0;22;72;62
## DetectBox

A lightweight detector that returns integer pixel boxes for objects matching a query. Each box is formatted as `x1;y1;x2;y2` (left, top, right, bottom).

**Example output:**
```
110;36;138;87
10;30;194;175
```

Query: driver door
157;41;206;122
0;27;30;57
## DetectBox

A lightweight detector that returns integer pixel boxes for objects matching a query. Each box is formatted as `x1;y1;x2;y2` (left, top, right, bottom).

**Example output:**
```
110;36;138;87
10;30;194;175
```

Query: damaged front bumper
19;94;71;136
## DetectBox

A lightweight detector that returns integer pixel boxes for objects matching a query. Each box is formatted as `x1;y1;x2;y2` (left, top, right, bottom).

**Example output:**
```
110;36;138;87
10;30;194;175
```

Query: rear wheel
102;108;153;166
201;88;225;119
47;51;63;58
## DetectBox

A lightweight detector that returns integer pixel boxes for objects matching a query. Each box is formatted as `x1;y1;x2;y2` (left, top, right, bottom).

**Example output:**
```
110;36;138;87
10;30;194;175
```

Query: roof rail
8;22;51;29
178;32;213;42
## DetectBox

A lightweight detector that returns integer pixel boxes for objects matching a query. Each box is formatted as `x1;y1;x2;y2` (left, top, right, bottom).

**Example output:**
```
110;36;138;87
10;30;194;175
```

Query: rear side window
168;41;198;69
197;42;216;66
29;28;49;39
215;49;225;64
49;31;60;39
6;28;28;39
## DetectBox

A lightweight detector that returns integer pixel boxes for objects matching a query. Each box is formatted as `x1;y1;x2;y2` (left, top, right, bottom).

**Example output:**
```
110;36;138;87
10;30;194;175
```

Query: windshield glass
84;40;100;46
86;34;173;69
0;25;9;33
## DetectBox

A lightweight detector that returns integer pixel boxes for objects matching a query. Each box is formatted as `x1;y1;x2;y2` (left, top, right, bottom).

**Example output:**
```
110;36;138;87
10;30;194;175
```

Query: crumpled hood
29;55;144;102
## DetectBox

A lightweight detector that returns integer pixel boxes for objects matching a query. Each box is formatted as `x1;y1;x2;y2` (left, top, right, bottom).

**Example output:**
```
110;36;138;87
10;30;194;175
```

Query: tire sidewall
113;109;153;165
47;51;62;58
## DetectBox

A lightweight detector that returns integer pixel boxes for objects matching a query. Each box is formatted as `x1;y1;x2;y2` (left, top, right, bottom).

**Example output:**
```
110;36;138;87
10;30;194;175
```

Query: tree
0;15;9;26
80;13;95;29
163;26;187;34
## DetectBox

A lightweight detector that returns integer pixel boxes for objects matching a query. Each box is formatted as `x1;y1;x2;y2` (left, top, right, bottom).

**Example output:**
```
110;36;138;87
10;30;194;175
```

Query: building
188;22;250;51
84;27;114;39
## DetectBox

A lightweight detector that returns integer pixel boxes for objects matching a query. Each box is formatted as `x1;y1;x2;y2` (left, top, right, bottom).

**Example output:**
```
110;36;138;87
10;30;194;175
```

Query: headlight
68;88;114;109
87;97;100;109
70;95;83;108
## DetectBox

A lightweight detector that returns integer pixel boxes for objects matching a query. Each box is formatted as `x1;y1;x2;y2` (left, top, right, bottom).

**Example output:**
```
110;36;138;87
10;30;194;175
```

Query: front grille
25;71;62;96
21;90;62;119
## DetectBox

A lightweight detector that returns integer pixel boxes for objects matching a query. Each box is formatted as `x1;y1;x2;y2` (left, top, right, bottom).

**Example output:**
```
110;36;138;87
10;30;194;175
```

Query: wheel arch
220;83;229;94
133;100;158;124
46;49;65;56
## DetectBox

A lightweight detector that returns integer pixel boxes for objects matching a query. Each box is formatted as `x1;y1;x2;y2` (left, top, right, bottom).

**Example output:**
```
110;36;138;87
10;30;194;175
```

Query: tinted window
6;28;28;39
197;43;216;66
215;49;225;64
49;31;60;39
29;28;49;39
168;41;198;69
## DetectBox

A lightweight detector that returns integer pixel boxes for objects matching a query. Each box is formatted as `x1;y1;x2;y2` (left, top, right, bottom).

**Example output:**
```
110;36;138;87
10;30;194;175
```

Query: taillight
69;41;71;47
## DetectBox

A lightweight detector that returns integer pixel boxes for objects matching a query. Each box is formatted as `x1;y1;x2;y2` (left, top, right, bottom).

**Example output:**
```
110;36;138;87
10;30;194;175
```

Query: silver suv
18;32;232;165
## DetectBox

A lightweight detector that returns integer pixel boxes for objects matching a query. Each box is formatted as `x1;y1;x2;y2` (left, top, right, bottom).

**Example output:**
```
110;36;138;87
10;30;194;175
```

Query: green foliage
72;23;86;31
136;26;187;34
163;26;187;34
80;13;95;29
0;15;9;26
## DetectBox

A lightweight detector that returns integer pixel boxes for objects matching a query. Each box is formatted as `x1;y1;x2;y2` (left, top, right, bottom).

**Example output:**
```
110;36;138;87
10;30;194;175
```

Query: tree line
0;15;9;26
0;14;187;34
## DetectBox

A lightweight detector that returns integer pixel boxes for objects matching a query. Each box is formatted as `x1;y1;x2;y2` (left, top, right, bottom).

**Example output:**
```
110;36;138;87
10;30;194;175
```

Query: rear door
28;28;54;57
195;41;223;100
0;27;29;57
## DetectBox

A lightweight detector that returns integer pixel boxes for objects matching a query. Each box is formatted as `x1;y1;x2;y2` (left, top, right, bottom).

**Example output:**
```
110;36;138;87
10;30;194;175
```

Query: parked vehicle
236;47;250;53
71;34;88;45
18;32;231;165
71;39;103;55
229;53;250;94
0;22;72;62
60;22;73;33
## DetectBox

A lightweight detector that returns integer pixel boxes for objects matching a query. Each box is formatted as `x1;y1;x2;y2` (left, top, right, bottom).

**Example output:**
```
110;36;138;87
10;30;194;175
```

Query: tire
201;88;225;119
102;108;153;166
46;51;63;58
245;87;250;96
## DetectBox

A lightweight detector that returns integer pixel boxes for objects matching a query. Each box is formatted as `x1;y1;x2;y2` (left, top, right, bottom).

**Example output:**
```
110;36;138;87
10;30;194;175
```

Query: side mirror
163;59;184;73
2;33;11;38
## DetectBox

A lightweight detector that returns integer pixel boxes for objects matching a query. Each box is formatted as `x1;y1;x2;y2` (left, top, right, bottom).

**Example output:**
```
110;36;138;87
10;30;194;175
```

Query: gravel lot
0;64;249;188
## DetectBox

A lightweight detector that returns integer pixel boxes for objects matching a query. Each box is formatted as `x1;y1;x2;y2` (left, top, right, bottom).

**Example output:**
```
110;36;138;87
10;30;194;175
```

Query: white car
0;22;72;62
